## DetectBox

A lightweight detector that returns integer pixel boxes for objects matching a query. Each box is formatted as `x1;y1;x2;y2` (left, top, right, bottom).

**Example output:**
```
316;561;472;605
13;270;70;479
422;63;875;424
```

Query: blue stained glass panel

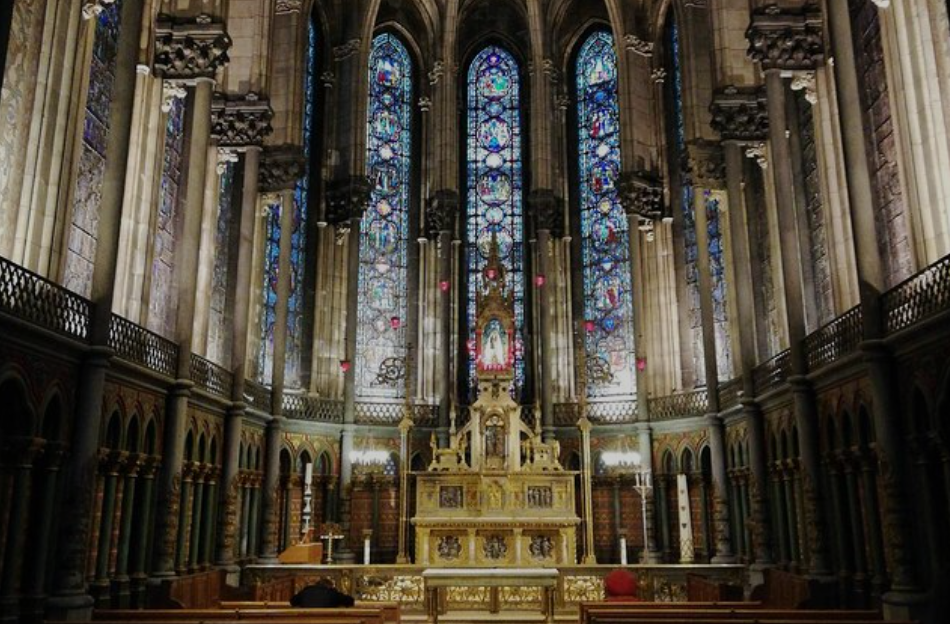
208;160;235;365
64;1;123;296
705;192;733;379
258;198;281;385
576;31;636;398
466;46;525;398
357;33;412;398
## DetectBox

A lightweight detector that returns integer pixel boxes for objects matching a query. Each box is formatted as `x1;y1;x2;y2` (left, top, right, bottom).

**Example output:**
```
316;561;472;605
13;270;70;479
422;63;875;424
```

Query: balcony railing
752;349;791;395
649;389;708;421
108;314;179;378
244;378;272;411
718;377;742;411
0;255;90;341
805;305;863;371
190;353;233;399
282;394;343;423
586;400;638;423
883;253;950;334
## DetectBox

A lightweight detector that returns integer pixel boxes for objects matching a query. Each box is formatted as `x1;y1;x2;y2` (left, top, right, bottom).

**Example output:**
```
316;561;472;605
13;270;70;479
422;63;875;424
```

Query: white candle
620;537;628;565
304;462;313;486
364;536;371;565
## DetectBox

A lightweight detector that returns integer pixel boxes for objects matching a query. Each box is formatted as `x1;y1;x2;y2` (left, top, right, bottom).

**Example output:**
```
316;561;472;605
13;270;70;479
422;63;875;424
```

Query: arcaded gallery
0;0;949;623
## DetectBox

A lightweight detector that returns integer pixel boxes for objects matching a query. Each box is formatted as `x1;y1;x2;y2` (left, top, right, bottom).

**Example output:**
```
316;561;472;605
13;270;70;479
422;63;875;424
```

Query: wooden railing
883;252;950;333
649;389;708;421
109;314;179;377
804;305;863;371
0;255;90;341
244;378;272;411
190;353;234;399
282;393;344;423
752;349;791;395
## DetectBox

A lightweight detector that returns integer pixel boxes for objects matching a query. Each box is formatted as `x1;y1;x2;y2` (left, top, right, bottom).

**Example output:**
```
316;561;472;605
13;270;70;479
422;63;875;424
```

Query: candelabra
633;469;654;562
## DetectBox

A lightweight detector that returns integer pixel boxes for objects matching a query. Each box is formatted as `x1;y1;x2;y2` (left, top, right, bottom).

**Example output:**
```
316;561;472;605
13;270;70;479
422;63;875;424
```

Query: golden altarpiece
411;242;580;567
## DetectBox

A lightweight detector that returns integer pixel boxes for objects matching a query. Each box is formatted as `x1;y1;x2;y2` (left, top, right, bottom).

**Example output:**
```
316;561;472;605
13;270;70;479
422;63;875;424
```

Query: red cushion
604;569;639;598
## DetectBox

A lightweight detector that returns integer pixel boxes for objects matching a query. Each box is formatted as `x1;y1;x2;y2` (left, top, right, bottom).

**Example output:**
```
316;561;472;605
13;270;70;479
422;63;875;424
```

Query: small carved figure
529;535;554;560
483;535;508;560
437;535;462;560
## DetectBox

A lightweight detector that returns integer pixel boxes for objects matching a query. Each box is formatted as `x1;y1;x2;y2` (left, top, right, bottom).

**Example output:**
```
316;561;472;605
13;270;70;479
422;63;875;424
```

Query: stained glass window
667;20;706;386
64;1;123;296
466;46;525;398
576;30;636;398
258;197;281;385
147;93;187;337
259;20;317;386
207;159;236;365
357;33;412;398
705;191;733;379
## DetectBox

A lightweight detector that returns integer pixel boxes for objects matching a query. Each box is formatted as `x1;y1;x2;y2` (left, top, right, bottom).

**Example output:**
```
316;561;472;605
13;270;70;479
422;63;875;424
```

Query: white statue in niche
481;318;508;369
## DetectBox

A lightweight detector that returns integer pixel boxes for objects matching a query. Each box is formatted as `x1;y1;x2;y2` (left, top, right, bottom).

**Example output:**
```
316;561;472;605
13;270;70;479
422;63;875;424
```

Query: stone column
0;439;40;622
258;416;284;562
113;456;141;606
328;176;371;502
706;415;735;563
636;424;661;563
528;190;563;440
21;442;65;619
47;0;146;616
747;5;831;576
426;190;459;447
396;416;413;563
578;416;596;564
211;96;273;572
92;453;124;604
826;0;923;607
619;171;665;421
149;16;231;579
129;458;158;605
710;88;773;568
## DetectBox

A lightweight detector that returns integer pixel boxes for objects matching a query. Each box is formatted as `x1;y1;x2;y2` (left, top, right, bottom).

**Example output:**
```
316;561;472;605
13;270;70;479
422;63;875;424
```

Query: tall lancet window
575;30;636;398
357;33;412;398
666;19;705;385
466;45;525;398
64;1;123;296
258;20;317;385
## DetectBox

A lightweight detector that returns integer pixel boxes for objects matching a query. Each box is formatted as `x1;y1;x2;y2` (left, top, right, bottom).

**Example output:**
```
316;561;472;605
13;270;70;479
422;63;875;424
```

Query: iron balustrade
648;389;709;421
804;305;863;371
108;314;178;377
282;393;344;423
244;378;272;411
883;253;950;334
752;349;791;395
0;255;90;341
190;353;234;398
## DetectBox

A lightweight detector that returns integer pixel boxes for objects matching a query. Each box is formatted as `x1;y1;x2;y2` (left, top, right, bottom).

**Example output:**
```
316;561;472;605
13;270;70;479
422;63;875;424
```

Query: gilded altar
411;239;580;566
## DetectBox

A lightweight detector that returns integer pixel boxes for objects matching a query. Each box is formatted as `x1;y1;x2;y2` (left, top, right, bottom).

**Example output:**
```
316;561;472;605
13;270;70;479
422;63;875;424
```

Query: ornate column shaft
259;416;284;562
426;190;459;447
22;442;65;616
636;424;661;562
528;190;563;440
578;417;596;564
0;439;41;613
396;416;413;563
710;87;774;566
48;0;146;615
619;171;664;421
747;4;831;576
260;145;307;409
826;0;922;602
211;95;272;569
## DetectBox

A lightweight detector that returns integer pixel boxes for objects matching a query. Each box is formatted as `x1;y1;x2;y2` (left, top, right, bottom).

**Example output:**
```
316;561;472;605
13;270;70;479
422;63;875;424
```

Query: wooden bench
217;601;401;623
149;569;233;609
752;569;837;609
89;607;387;624
578;605;881;623
687;573;745;602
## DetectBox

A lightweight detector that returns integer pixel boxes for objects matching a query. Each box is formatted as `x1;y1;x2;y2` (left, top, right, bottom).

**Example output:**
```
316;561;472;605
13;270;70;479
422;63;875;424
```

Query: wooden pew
687;573;745;602
217;601;400;623
89;607;387;624
752;569;837;609
148;569;229;609
578;604;881;623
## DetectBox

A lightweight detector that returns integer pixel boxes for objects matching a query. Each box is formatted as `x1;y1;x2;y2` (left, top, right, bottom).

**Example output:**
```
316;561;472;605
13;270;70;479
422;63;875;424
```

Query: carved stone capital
709;86;769;143
211;94;274;148
746;3;824;72
425;190;459;239
333;39;362;62
153;16;232;81
161;81;188;113
428;61;445;85
275;0;304;14
259;145;307;193
618;171;664;222
326;175;372;227
82;0;116;20
745;142;769;170
790;70;818;105
527;189;564;238
623;34;654;57
686;140;726;189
